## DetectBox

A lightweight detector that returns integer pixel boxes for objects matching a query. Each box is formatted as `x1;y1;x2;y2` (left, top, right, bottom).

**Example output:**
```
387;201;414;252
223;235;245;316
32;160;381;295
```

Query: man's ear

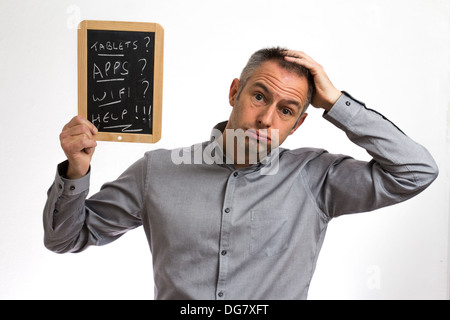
289;113;308;135
229;78;240;107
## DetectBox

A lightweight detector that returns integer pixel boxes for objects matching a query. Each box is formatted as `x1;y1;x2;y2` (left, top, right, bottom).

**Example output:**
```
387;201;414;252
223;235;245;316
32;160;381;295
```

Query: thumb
83;147;95;155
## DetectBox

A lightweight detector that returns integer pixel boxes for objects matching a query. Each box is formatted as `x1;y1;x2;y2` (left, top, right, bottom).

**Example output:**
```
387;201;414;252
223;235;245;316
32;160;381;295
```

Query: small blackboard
78;20;164;143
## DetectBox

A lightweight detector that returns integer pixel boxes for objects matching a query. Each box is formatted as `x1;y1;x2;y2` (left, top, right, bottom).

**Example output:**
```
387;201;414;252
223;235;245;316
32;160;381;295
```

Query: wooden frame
78;20;164;143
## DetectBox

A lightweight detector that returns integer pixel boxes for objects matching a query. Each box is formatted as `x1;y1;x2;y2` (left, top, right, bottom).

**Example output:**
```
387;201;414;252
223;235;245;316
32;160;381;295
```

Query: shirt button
221;250;227;256
345;101;351;106
224;208;230;213
218;292;223;297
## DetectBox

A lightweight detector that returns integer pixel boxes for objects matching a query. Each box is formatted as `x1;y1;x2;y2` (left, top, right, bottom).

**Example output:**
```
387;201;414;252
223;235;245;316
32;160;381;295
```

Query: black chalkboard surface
78;21;164;143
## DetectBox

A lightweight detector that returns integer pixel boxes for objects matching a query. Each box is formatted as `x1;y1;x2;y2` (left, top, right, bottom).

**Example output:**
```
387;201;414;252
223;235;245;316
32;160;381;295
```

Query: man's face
225;60;308;164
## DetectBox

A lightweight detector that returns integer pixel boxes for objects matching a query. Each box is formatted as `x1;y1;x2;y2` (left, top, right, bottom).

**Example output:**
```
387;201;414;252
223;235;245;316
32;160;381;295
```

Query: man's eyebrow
252;82;303;111
253;82;270;94
282;98;301;110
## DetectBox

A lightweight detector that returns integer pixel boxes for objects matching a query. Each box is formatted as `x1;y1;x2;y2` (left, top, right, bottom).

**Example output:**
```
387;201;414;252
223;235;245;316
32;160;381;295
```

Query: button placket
215;170;238;299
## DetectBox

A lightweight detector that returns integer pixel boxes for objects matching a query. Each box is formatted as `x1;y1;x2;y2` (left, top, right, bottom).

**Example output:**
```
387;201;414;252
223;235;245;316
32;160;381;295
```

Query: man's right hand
284;50;342;111
60;116;98;179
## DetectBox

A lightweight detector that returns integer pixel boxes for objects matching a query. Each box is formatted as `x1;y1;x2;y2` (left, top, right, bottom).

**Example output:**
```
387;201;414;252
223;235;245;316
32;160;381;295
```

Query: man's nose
257;104;276;128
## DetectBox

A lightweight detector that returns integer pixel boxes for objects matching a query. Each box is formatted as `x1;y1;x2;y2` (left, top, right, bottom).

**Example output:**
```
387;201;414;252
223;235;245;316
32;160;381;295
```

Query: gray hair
237;47;315;114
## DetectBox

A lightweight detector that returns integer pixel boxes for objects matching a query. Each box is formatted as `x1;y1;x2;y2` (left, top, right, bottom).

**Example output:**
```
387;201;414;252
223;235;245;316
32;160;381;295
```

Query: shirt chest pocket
250;210;289;257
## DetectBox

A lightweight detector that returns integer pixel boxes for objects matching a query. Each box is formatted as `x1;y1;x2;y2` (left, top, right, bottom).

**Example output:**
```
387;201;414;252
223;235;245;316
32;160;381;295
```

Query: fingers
59;116;98;179
60;130;97;156
60;116;98;155
63;115;98;135
283;50;323;75
284;50;309;60
283;50;341;110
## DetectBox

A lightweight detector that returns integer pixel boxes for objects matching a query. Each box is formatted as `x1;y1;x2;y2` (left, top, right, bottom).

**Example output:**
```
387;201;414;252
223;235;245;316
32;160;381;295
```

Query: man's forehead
248;61;308;105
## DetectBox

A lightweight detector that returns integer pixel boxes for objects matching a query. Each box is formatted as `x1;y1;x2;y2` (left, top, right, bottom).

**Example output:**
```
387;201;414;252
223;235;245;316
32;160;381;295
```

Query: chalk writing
87;30;155;134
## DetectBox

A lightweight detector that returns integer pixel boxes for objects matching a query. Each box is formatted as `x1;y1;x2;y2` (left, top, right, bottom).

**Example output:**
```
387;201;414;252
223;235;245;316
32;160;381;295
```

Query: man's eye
255;93;264;101
281;108;292;115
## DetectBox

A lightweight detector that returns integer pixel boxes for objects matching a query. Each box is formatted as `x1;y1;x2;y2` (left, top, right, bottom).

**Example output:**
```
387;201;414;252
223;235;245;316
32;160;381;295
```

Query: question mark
144;36;151;52
138;58;147;75
142;80;150;98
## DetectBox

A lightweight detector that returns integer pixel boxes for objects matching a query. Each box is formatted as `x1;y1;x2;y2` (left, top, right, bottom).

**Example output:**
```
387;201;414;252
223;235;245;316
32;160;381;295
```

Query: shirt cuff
54;160;91;196
323;91;365;131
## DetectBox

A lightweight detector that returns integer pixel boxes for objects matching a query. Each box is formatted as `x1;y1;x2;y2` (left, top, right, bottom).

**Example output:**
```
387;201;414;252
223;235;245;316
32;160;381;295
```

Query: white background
0;0;449;299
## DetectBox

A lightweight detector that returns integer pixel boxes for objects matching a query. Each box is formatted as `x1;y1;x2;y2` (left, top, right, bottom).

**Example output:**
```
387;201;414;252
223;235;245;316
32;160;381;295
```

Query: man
44;48;438;299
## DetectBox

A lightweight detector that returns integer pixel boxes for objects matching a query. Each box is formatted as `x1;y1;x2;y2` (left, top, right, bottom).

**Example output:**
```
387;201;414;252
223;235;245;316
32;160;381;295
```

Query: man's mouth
246;129;271;142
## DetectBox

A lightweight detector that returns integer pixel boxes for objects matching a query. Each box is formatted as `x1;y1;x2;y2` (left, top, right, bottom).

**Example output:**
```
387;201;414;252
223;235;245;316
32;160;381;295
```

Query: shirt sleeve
43;154;147;253
304;92;439;218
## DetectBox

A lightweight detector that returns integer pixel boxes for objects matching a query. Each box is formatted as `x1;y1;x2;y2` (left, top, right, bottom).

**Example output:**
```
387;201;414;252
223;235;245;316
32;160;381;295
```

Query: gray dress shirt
43;93;438;299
